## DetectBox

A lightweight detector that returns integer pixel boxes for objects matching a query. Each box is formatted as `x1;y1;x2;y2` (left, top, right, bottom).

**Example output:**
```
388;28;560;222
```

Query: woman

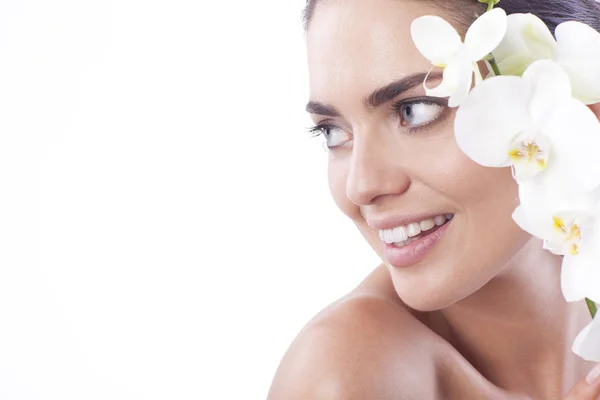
268;0;600;398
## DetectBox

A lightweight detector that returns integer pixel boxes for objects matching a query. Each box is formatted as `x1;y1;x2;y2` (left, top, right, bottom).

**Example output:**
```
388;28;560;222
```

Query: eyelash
307;97;448;149
306;124;342;151
392;97;448;133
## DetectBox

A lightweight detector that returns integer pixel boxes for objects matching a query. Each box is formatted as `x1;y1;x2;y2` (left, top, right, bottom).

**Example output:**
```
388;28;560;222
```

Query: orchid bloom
512;182;600;303
574;314;600;362
410;8;507;107
454;59;600;194
492;13;600;104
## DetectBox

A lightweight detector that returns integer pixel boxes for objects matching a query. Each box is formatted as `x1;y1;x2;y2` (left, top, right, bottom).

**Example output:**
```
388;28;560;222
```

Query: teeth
385;229;394;244
392;226;408;242
379;214;453;244
420;219;436;232
407;223;421;237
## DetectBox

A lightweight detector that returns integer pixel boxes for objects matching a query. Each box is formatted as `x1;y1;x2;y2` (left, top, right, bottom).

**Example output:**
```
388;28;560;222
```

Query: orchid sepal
411;8;507;107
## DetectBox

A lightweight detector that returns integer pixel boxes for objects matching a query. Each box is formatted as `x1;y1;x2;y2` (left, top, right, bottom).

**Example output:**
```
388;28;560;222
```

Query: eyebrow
305;71;443;116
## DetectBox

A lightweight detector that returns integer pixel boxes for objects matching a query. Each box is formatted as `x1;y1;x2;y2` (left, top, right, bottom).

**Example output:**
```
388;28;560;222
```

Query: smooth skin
268;0;600;398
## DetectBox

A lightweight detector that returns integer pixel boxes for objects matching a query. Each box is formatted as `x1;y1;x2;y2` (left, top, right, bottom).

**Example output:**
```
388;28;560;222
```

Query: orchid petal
522;59;572;94
542;98;600;194
512;203;549;239
540;191;600;218
560;256;585;302
425;77;453;98
523;60;572;128
448;53;474;107
559;211;600;302
515;182;598;256
514;182;558;239
454;76;530;167
411;16;462;66
509;132;552;181
513;203;563;255
497;53;538;77
573;317;600;362
492;13;556;75
561;255;588;302
561;245;600;303
425;51;472;106
464;8;507;62
555;21;600;104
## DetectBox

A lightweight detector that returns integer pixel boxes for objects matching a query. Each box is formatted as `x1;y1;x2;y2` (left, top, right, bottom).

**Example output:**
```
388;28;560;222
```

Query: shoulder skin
267;294;440;400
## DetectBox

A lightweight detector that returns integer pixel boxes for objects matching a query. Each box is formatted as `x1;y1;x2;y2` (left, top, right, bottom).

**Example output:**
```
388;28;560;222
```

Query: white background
0;1;379;399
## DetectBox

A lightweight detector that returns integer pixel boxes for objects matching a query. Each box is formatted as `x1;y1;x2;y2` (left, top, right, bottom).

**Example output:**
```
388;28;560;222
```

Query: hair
302;0;600;34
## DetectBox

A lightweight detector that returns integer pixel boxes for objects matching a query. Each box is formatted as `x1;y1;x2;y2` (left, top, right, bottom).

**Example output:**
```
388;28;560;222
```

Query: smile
379;214;453;246
381;215;454;268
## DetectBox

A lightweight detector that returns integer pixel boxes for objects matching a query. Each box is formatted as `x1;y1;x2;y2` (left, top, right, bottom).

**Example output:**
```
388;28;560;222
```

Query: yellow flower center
509;141;547;170
553;216;582;255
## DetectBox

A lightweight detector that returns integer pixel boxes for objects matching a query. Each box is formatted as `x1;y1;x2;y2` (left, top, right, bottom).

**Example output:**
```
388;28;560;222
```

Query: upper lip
367;212;452;230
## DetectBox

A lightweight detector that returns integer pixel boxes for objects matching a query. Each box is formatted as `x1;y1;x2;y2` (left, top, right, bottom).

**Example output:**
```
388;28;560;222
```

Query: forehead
306;0;448;105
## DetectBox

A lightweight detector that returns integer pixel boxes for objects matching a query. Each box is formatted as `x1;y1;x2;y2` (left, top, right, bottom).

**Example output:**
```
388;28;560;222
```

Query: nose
345;129;411;206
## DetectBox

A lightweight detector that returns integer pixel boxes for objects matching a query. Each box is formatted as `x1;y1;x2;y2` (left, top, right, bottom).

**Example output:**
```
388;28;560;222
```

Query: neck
437;237;594;398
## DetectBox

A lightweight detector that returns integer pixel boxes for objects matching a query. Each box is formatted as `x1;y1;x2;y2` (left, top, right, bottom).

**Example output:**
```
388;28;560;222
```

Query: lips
382;217;453;268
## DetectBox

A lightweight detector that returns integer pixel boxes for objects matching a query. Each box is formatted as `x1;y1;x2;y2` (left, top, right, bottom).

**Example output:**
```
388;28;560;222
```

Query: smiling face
306;0;532;311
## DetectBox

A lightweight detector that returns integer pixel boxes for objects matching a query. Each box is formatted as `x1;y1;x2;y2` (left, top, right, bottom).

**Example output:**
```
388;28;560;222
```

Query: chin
395;289;461;312
385;261;486;312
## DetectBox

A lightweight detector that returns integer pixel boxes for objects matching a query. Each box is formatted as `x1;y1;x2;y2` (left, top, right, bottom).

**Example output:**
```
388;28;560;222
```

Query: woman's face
306;0;532;311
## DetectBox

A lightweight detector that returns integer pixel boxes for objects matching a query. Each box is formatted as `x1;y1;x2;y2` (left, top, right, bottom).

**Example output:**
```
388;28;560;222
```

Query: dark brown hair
302;0;600;34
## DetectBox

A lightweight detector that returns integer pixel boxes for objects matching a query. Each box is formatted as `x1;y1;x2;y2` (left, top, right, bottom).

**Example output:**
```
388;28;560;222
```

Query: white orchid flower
492;13;600;104
411;8;507;107
491;13;555;76
573;313;600;362
513;181;600;303
455;59;600;193
556;22;600;104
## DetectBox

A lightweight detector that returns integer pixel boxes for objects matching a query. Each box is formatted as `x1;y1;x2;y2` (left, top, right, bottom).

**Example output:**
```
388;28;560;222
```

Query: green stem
487;1;494;11
489;58;501;76
586;297;597;319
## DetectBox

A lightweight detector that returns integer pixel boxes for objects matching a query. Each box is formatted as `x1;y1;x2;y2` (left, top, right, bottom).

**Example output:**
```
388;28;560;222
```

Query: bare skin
269;265;600;399
268;0;600;398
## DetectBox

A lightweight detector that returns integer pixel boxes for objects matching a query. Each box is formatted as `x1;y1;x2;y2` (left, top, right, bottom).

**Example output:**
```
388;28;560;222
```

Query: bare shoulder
267;279;440;400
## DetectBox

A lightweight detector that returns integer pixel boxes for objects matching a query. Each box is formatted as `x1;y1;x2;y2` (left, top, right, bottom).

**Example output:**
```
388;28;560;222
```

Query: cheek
447;154;530;273
442;150;524;250
427;138;518;213
454;158;519;214
427;148;527;264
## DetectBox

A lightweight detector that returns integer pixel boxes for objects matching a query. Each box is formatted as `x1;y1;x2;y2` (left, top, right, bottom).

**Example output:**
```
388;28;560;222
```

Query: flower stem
586;297;597;319
489;58;501;76
478;0;498;11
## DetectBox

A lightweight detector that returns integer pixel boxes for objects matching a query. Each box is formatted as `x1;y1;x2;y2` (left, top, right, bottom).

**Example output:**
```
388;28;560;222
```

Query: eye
394;99;447;130
308;124;351;149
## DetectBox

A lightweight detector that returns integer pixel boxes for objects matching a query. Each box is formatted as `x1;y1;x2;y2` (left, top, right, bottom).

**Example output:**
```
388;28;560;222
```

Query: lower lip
383;219;453;268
